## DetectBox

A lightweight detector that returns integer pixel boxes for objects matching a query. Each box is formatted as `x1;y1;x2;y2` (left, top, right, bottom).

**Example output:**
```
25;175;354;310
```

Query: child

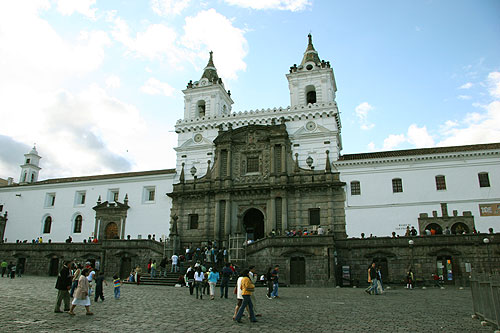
113;275;121;299
94;271;108;302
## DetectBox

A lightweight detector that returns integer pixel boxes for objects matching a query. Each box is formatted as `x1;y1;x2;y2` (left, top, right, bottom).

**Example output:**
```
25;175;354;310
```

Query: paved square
0;276;490;332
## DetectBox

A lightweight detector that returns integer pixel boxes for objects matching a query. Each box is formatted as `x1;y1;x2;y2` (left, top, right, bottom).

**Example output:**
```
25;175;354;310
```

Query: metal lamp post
408;239;415;270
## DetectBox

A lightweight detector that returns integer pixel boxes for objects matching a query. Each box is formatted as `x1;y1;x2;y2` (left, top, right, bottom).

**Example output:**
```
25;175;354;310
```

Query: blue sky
0;0;499;180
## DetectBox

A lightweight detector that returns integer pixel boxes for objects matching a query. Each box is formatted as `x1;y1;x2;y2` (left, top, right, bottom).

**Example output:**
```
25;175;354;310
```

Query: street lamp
483;237;491;273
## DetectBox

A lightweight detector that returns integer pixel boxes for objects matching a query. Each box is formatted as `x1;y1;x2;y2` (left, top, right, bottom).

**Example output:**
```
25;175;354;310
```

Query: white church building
0;35;498;243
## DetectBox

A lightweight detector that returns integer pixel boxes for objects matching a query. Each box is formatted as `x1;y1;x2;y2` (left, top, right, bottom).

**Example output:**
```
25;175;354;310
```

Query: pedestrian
406;269;414;289
410;226;418;236
265;267;273;299
365;262;379;295
186;266;195;295
248;266;262;316
113;275;121;299
87;267;95;296
54;260;72;313
194;266;204;299
220;263;232;298
68;268;93;316
159;257;167;277
147;259;152;274
17;262;23;277
94;271;108;302
376;266;384;294
207;268;219;300
233;270;245;320
202;269;210;295
135;266;142;285
1;260;7;277
70;263;82;297
9;262;16;279
171;253;179;272
234;269;258;323
151;260;157;278
270;265;280;298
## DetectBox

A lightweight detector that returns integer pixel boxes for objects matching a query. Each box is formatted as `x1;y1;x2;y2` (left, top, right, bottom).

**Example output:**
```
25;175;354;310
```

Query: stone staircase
123;269;238;287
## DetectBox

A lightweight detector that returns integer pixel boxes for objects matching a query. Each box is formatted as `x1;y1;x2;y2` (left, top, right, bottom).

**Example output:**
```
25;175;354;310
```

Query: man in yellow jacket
234;269;258;323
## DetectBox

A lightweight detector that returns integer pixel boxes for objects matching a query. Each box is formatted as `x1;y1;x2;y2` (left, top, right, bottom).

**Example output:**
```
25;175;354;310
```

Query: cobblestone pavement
0;276;492;332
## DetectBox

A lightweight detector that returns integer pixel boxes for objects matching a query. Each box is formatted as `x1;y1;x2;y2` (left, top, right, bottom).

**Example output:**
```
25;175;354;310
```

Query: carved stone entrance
243;208;265;240
105;222;119;239
93;196;129;240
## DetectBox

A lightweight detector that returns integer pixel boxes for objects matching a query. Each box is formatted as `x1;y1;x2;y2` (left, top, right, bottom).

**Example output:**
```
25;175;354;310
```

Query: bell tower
19;145;41;184
286;34;337;107
182;51;233;120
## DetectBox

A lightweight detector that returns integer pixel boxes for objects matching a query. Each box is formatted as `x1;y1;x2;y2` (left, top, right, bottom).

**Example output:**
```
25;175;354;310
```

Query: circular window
306;64;313;70
194;134;203;143
306;121;316;131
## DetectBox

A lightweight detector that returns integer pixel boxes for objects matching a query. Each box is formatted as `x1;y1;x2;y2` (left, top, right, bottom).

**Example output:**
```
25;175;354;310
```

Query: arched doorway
425;223;443;235
290;257;306;284
105;222;119;239
451;222;469;234
243;208;265;241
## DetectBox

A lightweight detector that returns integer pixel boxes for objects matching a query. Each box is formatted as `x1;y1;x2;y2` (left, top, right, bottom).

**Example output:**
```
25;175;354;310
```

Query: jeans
235;295;257;322
171;264;178;272
271;282;279;297
151;267;156;278
367;278;378;294
69;280;78;297
195;281;203;299
220;278;229;298
114;287;120;299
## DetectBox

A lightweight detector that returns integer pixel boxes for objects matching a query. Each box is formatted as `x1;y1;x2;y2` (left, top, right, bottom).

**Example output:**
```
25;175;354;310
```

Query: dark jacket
55;265;72;290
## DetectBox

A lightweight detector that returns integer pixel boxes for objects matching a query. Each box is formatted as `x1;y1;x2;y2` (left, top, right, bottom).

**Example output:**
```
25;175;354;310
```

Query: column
224;199;231;238
270;145;275;174
282;197;288;232
214;200;220;241
281;145;286;174
268;198;275;235
226;150;232;178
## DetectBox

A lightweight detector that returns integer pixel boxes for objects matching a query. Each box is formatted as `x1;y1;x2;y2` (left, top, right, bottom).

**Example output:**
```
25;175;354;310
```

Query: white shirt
236;276;244;299
171;255;178;264
317;227;325;235
194;271;204;282
87;270;95;282
249;271;257;284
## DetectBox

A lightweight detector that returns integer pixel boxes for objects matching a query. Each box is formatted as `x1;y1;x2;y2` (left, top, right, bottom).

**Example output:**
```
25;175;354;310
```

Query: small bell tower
182;51;233;120
19;145;41;184
286;34;337;107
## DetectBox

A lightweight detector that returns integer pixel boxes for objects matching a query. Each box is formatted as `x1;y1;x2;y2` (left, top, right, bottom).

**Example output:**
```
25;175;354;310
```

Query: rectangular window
275;145;282;173
189;214;199;229
351;181;361;195
478;173;490;188
309;208;320;225
392;178;403;193
435;175;446;191
108;189;119;202
143;186;156;203
45;193;56;207
247;156;259;173
75;191;86;206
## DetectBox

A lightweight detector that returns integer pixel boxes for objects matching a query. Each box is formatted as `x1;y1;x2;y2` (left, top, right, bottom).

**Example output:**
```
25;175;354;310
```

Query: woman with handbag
68;268;93;316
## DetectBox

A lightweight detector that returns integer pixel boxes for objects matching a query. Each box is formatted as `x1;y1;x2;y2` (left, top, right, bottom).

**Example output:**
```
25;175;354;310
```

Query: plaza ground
0;276;492;332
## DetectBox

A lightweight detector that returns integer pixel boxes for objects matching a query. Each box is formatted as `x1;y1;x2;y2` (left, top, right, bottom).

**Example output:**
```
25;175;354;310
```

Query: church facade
0;35;498;285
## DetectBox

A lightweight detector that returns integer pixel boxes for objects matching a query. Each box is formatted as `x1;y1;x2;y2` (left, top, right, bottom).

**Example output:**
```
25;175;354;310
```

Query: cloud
56;0;97;20
367;142;376;152
354;102;375;130
106;75;121;89
407;124;434;148
141;78;175;96
487;72;500;98
181;9;248;80
459;82;473;89
0;136;32;179
151;0;190;16
382;134;406;150
457;95;472;100
224;0;311;11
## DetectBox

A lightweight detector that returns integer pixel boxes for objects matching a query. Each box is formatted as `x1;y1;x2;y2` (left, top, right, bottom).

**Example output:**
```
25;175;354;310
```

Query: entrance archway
105;222;119;239
425;223;443;235
451;222;469;234
243;208;265;241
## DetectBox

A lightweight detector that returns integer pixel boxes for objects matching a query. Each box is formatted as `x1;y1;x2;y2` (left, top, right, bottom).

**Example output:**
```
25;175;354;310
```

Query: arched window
350;181;361;195
392;178;403;193
30;173;35;183
43;216;52;234
197;100;206;117
305;85;317;104
22;172;27;182
74;215;83;233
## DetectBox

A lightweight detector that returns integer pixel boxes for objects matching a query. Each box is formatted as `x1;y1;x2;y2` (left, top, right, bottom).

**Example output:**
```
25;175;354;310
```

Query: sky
0;0;499;181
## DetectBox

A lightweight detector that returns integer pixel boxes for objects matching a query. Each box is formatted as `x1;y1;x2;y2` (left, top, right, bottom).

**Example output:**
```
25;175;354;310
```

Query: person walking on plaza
265;267;274;299
159;257;167;277
135;265;142;285
54;260;72;313
8;261;16;279
406;268;414;289
94;271;108;302
151;260;157;278
233;270;245;320
248;266;262;316
194;266;204;299
270;265;280;298
70;263;82;297
234;269;258;323
69;268;93;316
87;267;95;296
365;262;379;295
113;275;121;299
1;260;7;277
186;266;195;295
376;266;384;293
171;253;179;272
220;263;232;298
207;268;219;300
